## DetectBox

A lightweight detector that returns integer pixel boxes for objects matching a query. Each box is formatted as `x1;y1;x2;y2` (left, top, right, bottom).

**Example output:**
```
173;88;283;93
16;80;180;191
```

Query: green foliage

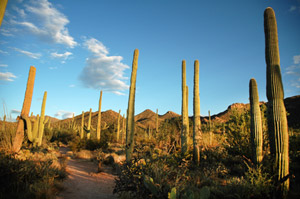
70;137;108;152
0;151;66;199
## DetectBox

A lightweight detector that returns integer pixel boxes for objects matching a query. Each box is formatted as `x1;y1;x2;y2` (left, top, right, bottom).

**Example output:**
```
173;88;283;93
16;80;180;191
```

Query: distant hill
50;95;300;130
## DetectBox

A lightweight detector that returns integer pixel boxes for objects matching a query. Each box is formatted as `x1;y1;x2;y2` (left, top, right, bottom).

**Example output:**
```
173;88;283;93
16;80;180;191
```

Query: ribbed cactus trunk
208;110;212;146
87;108;92;139
80;111;84;139
249;78;263;165
186;85;189;141
181;60;188;155
122;114;126;144
126;49;139;162
37;91;47;146
193;60;202;165
97;91;102;141
0;0;8;28
116;109;121;142
12;66;36;152
264;7;289;196
156;109;159;134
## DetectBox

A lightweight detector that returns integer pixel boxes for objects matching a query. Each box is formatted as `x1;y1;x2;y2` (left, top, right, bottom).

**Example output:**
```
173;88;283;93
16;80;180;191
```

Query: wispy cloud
49;66;58;70
289;5;300;12
79;38;129;95
11;109;21;114
51;51;72;63
286;54;300;90
0;50;8;54
54;110;74;119
69;84;75;88
13;47;41;59
0;72;17;81
6;0;77;48
0;64;8;67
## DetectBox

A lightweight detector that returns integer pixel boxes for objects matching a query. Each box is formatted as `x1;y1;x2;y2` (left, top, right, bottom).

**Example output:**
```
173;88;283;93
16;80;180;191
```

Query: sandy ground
56;147;117;199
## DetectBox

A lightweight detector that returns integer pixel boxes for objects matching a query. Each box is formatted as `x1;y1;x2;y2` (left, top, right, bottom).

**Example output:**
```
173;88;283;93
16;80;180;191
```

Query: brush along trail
56;147;117;199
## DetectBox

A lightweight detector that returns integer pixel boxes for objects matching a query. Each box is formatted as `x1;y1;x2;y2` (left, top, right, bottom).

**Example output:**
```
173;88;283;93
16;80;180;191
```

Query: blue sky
0;0;299;120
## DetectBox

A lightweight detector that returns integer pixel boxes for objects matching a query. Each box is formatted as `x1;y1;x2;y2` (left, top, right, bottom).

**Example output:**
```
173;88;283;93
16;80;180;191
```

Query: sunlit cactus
37;91;47;146
80;111;84;139
126;49;139;162
13;66;36;152
181;60;188;155
116;109;121;142
97;90;103;141
193;60;202;165
264;7;289;196
0;0;8;28
84;108;92;139
249;78;263;165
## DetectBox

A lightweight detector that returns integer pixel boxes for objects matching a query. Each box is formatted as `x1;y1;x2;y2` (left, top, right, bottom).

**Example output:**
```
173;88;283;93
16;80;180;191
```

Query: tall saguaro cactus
97;91;103;141
126;49;139;162
264;7;289;196
186;85;189;140
0;0;8;28
37;91;47;146
249;78;263;165
85;108;92;139
80;111;85;139
13;66;36;152
116;109;121;142
193;60;202;165
181;60;188;155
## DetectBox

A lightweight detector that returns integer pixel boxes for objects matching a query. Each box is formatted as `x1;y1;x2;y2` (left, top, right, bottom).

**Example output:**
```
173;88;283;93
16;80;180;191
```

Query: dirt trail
56;147;117;199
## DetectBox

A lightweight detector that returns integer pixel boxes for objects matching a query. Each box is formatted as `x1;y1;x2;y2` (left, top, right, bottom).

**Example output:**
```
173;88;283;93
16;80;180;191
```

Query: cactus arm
97;91;103;140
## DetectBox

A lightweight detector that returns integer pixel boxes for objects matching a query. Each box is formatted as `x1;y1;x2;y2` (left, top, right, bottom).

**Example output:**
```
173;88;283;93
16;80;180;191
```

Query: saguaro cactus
181;60;188;155
12;66;36;152
116;109;121;142
186;85;189;140
37;91;47;146
156;109;159;134
0;0;7;28
97;90;102;141
80;111;84;139
249;78;263;165
126;49;139;162
84;108;92;139
193;60;202;165
264;7;289;196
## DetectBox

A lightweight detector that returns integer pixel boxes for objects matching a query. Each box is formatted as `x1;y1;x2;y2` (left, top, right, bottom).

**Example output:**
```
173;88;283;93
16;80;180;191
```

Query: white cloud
293;55;300;64
0;72;17;81
51;51;72;61
0;64;8;67
49;66;57;70
7;0;77;48
69;84;75;88
11;109;21;114
0;50;8;54
54;110;74;119
79;38;130;95
13;47;41;59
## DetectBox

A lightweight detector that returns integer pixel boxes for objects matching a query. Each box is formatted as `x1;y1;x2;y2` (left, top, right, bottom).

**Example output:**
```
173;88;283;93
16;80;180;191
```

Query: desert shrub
50;128;75;144
0;123;16;151
70;137;108;152
0;151;66;199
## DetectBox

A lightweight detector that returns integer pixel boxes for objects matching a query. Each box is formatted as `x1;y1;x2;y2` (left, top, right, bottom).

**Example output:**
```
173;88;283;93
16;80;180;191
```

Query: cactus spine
80;111;84;139
249;78;263;165
181;60;188;155
264;7;289;196
193;60;202;165
13;66;36;152
126;49;139;162
37;91;47;146
97;90;102;141
116;109;121;142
